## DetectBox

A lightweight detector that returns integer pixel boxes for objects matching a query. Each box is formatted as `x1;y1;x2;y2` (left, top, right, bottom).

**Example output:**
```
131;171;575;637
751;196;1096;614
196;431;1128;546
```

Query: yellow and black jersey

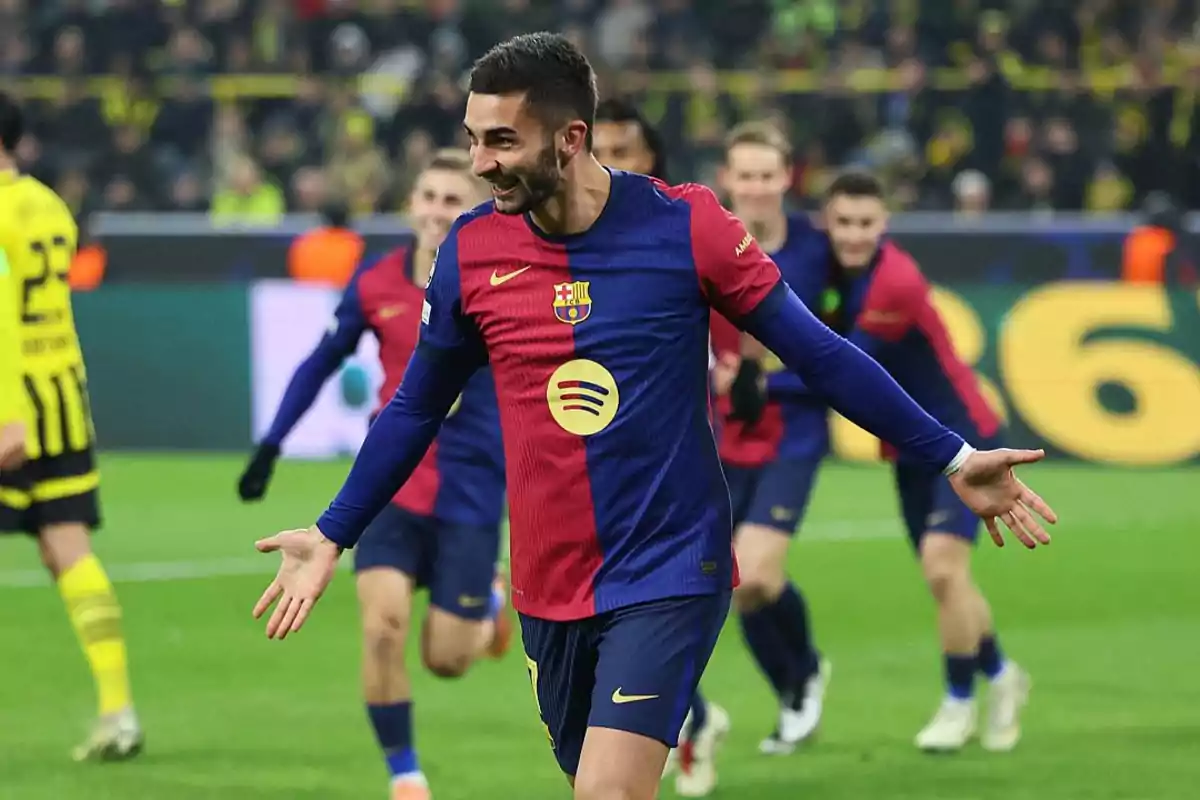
0;170;93;461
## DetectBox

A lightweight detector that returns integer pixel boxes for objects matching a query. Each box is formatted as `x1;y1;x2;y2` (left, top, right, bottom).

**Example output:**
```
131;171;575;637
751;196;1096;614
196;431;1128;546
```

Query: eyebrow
462;123;519;140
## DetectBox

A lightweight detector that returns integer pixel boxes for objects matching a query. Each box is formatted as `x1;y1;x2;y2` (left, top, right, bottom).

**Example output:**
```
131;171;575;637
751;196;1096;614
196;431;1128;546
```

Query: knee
733;567;782;613
38;523;92;578
361;606;409;663
921;554;969;603
421;637;473;679
573;776;642;800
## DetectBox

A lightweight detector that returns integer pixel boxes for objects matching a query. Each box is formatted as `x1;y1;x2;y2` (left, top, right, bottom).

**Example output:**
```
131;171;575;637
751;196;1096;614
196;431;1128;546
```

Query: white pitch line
0;519;903;589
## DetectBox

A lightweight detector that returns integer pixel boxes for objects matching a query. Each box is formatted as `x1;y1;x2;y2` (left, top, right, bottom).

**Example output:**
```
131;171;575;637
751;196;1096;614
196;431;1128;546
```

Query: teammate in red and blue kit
251;34;1055;800
594;95;728;798
817;171;1032;754
238;151;510;800
709;122;832;756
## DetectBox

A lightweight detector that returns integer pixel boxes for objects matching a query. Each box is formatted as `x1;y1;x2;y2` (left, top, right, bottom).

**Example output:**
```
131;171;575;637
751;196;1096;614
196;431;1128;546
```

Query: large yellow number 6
1001;284;1200;464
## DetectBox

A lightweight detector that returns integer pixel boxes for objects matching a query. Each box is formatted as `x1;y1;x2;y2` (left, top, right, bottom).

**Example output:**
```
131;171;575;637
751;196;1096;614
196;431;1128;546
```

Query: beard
488;143;563;215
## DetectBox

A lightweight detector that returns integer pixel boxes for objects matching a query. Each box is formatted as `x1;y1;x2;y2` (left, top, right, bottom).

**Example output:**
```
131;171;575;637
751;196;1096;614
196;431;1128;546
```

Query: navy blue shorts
354;503;501;621
723;458;821;535
520;592;731;777
893;462;978;550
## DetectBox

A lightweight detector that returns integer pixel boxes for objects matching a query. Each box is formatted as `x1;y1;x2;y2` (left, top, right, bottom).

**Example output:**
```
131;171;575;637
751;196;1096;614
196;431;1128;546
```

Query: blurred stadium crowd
3;0;1200;221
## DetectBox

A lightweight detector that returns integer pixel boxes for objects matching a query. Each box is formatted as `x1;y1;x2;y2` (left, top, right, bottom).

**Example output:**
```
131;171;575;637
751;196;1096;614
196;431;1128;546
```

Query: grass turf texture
1;455;1196;799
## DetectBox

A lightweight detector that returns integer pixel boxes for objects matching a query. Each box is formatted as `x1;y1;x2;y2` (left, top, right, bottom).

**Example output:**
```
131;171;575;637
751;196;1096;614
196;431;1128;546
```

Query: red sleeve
858;244;927;343
672;183;782;321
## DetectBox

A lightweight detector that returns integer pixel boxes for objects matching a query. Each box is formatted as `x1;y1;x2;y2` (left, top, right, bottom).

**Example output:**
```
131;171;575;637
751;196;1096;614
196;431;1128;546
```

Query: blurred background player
237;149;510;800
252;33;1054;800
0;93;142;762
820;171;1031;753
594;95;729;798
711;121;831;755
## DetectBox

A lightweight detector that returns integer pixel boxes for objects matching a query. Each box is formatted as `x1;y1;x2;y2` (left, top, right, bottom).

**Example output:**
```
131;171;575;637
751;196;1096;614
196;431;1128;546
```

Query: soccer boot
485;575;513;659
982;663;1031;752
390;773;431;800
760;658;831;755
72;708;143;762
915;697;977;752
674;702;730;797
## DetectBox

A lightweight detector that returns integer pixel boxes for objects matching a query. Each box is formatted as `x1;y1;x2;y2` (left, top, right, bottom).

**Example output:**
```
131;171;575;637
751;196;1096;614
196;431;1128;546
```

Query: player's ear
716;164;730;193
562;120;589;159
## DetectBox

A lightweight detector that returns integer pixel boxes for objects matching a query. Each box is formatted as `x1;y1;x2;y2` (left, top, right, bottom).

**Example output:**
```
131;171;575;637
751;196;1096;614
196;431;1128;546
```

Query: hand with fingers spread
948;448;1058;548
252;526;343;639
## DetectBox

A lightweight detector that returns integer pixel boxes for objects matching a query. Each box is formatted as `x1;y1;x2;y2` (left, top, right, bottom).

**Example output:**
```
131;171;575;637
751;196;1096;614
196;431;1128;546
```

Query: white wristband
943;442;976;476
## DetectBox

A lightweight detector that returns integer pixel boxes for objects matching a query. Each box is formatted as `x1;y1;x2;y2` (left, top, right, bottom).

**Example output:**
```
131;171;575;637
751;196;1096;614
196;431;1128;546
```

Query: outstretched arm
686;184;968;472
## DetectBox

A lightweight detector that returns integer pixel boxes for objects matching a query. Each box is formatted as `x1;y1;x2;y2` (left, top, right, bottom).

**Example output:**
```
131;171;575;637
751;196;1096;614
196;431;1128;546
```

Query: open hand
949;448;1058;549
252;526;342;639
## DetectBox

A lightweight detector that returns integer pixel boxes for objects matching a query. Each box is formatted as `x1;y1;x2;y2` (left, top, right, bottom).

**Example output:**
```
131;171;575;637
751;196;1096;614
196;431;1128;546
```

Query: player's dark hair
595;96;667;180
0;92;24;153
724;121;793;163
825;170;885;201
469;32;597;143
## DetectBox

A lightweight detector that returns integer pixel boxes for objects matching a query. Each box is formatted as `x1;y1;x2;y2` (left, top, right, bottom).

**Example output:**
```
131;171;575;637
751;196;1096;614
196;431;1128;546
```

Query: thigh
519;614;598;778
353;503;434;584
588;592;731;749
428;519;501;621
740;457;821;536
0;449;100;536
893;463;977;551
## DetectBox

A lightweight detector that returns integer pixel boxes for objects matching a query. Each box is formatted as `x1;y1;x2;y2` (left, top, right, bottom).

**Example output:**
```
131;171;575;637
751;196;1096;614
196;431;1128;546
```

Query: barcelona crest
553;281;592;325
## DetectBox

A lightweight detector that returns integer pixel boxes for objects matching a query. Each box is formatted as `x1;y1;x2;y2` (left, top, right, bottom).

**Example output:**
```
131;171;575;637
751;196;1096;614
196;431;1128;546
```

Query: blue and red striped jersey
843;241;1001;457
263;240;504;527
714;213;832;467
421;173;782;620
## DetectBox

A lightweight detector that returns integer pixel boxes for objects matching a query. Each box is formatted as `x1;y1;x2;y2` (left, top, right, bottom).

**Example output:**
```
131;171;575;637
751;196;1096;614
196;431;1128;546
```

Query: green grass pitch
1;455;1197;799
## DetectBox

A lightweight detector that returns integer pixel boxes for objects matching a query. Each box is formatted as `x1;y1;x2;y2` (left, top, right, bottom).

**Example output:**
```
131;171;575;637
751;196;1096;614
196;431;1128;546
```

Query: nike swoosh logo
611;688;659;704
490;266;532;286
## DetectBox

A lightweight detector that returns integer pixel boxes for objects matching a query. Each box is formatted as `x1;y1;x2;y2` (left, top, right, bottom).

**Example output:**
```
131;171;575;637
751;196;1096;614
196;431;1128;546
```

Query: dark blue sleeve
260;268;371;447
741;282;965;469
315;227;488;548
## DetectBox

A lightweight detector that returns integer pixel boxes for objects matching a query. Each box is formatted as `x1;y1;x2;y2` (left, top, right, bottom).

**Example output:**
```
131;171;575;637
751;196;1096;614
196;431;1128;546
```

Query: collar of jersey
0;170;18;186
522;166;622;245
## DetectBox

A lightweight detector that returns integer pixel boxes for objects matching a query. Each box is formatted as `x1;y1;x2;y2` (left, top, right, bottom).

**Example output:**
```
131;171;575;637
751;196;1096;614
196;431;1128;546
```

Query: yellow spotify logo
547;360;620;436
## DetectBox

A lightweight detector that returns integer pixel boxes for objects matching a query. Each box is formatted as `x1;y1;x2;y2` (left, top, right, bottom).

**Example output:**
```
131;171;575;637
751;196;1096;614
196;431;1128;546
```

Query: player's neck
744;211;788;253
528;156;611;237
412;246;435;287
0;154;15;175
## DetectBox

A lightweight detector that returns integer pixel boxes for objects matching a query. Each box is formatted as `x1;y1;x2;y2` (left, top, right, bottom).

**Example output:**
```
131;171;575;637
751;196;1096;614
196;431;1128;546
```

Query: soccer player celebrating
711;122;831;755
594;95;727;798
238;149;510;800
251;34;1054;800
814;171;1032;753
0;93;142;761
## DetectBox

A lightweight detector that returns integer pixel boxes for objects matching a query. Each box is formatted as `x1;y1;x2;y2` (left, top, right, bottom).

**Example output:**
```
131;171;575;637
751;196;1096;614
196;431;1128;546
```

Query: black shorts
0;448;101;536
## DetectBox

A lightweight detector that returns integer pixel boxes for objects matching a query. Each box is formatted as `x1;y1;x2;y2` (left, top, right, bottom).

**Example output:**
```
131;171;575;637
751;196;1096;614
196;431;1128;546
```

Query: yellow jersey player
0;93;142;761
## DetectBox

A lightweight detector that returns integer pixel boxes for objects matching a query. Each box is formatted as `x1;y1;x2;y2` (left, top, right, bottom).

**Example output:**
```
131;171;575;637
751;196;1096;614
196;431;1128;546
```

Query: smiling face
824;192;889;270
719;141;791;227
409;164;484;251
463;91;581;215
